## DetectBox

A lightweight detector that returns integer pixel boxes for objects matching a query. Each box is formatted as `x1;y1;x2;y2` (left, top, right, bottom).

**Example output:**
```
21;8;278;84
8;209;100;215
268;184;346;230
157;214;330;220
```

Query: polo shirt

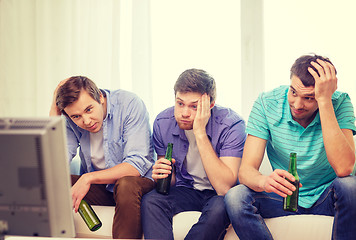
153;105;246;190
247;85;356;208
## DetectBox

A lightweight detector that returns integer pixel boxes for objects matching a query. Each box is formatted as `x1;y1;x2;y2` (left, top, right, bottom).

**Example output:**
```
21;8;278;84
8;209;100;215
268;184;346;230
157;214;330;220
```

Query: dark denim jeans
224;176;356;240
141;186;230;240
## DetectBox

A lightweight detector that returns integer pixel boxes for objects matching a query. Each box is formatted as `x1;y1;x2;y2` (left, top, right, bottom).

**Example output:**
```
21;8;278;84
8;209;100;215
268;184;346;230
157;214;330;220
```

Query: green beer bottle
78;200;102;231
156;143;173;195
283;152;300;212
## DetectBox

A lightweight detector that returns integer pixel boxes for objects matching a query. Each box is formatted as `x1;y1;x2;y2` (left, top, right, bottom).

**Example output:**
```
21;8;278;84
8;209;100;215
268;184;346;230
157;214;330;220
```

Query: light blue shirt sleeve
116;96;154;177
103;90;154;182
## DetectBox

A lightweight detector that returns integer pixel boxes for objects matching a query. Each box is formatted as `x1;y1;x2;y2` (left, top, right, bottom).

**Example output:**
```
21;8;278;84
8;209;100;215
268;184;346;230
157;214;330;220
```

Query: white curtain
0;0;152;117
0;0;243;123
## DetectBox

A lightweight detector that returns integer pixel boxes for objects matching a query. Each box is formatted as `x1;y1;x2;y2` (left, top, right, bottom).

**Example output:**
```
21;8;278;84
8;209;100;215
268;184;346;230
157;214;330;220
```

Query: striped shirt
247;85;356;208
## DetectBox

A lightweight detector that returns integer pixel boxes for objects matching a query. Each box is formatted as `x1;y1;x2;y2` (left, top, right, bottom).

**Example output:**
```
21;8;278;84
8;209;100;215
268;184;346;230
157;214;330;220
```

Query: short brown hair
174;69;216;102
56;76;102;114
290;54;336;87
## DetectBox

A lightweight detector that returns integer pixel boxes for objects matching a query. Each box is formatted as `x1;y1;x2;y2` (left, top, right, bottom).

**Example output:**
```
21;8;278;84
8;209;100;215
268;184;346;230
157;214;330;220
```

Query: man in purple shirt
141;69;246;240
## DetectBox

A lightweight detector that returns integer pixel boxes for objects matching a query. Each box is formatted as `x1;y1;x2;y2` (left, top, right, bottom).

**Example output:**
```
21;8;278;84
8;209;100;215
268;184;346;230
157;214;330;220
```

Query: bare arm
239;135;298;198
195;132;240;195
193;94;240;195
309;59;355;176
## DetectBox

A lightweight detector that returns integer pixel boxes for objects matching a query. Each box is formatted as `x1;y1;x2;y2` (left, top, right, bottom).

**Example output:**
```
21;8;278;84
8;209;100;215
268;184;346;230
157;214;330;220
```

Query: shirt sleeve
246;93;271;140
218;118;247;158
121;96;154;176
152;116;167;156
333;92;356;134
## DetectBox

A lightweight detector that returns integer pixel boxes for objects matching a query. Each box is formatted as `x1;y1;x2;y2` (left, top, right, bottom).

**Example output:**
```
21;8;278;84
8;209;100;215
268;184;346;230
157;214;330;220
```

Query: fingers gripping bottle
156;143;173;195
78;200;102;231
283;152;300;212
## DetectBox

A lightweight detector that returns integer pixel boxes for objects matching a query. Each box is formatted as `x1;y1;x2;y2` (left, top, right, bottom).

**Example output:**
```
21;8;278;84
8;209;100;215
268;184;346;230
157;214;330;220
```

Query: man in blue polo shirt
141;69;246;240
225;54;356;240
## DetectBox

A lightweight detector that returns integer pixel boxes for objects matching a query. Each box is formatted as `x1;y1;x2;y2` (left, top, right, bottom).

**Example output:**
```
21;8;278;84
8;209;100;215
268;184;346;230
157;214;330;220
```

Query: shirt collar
101;89;112;121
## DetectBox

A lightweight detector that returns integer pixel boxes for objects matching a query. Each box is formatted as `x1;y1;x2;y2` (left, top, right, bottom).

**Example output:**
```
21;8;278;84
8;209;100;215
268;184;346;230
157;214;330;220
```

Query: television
0;117;75;237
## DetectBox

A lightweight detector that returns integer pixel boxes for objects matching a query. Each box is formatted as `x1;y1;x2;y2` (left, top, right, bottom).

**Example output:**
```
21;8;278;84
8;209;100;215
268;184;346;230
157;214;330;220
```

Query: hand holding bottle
155;143;174;194
261;169;300;197
152;158;176;180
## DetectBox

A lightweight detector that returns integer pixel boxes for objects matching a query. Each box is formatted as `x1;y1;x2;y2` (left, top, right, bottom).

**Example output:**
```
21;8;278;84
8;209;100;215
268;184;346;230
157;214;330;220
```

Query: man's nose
82;114;91;125
294;97;304;109
182;107;191;117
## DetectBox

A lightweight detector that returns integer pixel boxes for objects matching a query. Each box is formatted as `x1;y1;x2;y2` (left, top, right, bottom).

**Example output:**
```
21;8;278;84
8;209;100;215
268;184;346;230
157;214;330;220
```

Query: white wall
263;0;356;104
0;0;355;121
150;0;242;121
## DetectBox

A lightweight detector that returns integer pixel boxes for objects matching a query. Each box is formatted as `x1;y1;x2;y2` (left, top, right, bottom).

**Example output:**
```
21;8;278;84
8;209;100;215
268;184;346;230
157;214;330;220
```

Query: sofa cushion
74;206;333;240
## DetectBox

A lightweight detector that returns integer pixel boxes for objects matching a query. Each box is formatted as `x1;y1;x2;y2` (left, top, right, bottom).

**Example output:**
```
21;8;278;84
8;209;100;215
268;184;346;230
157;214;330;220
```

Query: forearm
83;162;140;185
196;134;238;195
318;100;355;176
239;164;267;192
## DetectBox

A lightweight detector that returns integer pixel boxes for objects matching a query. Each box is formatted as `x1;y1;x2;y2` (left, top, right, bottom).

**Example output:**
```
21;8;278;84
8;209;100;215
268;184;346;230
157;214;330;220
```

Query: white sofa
73;206;333;240
72;136;356;239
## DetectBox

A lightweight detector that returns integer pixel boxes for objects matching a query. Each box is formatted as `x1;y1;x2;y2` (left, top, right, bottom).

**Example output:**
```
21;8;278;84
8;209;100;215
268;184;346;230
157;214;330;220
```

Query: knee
114;176;135;192
225;185;250;208
333;176;356;199
113;176;141;204
225;185;252;216
208;196;226;215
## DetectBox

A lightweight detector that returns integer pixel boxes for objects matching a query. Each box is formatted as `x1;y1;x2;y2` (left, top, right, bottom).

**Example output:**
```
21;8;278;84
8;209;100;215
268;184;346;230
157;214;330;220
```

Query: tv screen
0;117;75;237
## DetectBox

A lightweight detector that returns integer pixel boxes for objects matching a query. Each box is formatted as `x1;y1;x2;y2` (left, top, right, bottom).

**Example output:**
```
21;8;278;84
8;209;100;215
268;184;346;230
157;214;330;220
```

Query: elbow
334;161;355;177
215;179;238;196
333;153;355;177
216;185;232;196
335;166;354;177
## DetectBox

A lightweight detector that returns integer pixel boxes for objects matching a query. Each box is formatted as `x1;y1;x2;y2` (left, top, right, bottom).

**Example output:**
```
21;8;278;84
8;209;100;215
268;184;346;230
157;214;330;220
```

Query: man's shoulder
105;89;147;113
252;86;288;115
156;106;175;120
259;85;288;102
332;90;353;106
211;105;245;126
105;89;141;104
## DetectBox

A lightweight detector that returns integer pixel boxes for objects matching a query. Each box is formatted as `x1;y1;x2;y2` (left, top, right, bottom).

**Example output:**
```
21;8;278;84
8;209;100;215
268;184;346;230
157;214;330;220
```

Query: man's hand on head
308;59;337;103
49;78;70;116
193;94;212;138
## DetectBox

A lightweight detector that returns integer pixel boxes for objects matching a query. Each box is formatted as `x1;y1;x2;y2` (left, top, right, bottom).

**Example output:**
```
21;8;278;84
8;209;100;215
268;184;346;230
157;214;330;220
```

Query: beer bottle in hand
283;152;300;212
78;200;102;231
156;143;173;195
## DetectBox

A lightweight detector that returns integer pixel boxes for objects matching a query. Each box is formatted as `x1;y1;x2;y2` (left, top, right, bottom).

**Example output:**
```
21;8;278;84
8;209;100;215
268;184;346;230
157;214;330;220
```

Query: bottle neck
289;152;297;175
289;158;297;174
165;143;173;161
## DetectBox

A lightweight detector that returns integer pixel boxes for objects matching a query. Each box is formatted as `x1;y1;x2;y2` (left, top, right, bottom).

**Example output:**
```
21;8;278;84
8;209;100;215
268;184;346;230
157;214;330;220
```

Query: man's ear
210;101;215;109
100;93;105;104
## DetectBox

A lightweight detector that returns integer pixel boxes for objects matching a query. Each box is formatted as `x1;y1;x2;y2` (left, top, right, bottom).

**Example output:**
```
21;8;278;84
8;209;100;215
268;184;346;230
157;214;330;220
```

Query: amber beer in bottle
283;152;300;212
156;143;173;194
78;199;102;231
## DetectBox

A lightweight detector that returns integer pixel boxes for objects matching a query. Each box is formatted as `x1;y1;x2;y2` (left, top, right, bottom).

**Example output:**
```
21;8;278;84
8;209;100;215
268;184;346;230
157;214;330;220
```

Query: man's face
174;91;202;130
64;90;106;133
287;75;319;127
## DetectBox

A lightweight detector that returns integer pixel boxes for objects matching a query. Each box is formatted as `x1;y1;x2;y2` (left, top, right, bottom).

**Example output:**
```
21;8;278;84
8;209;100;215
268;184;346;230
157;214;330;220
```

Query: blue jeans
224;176;356;240
141;186;230;240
